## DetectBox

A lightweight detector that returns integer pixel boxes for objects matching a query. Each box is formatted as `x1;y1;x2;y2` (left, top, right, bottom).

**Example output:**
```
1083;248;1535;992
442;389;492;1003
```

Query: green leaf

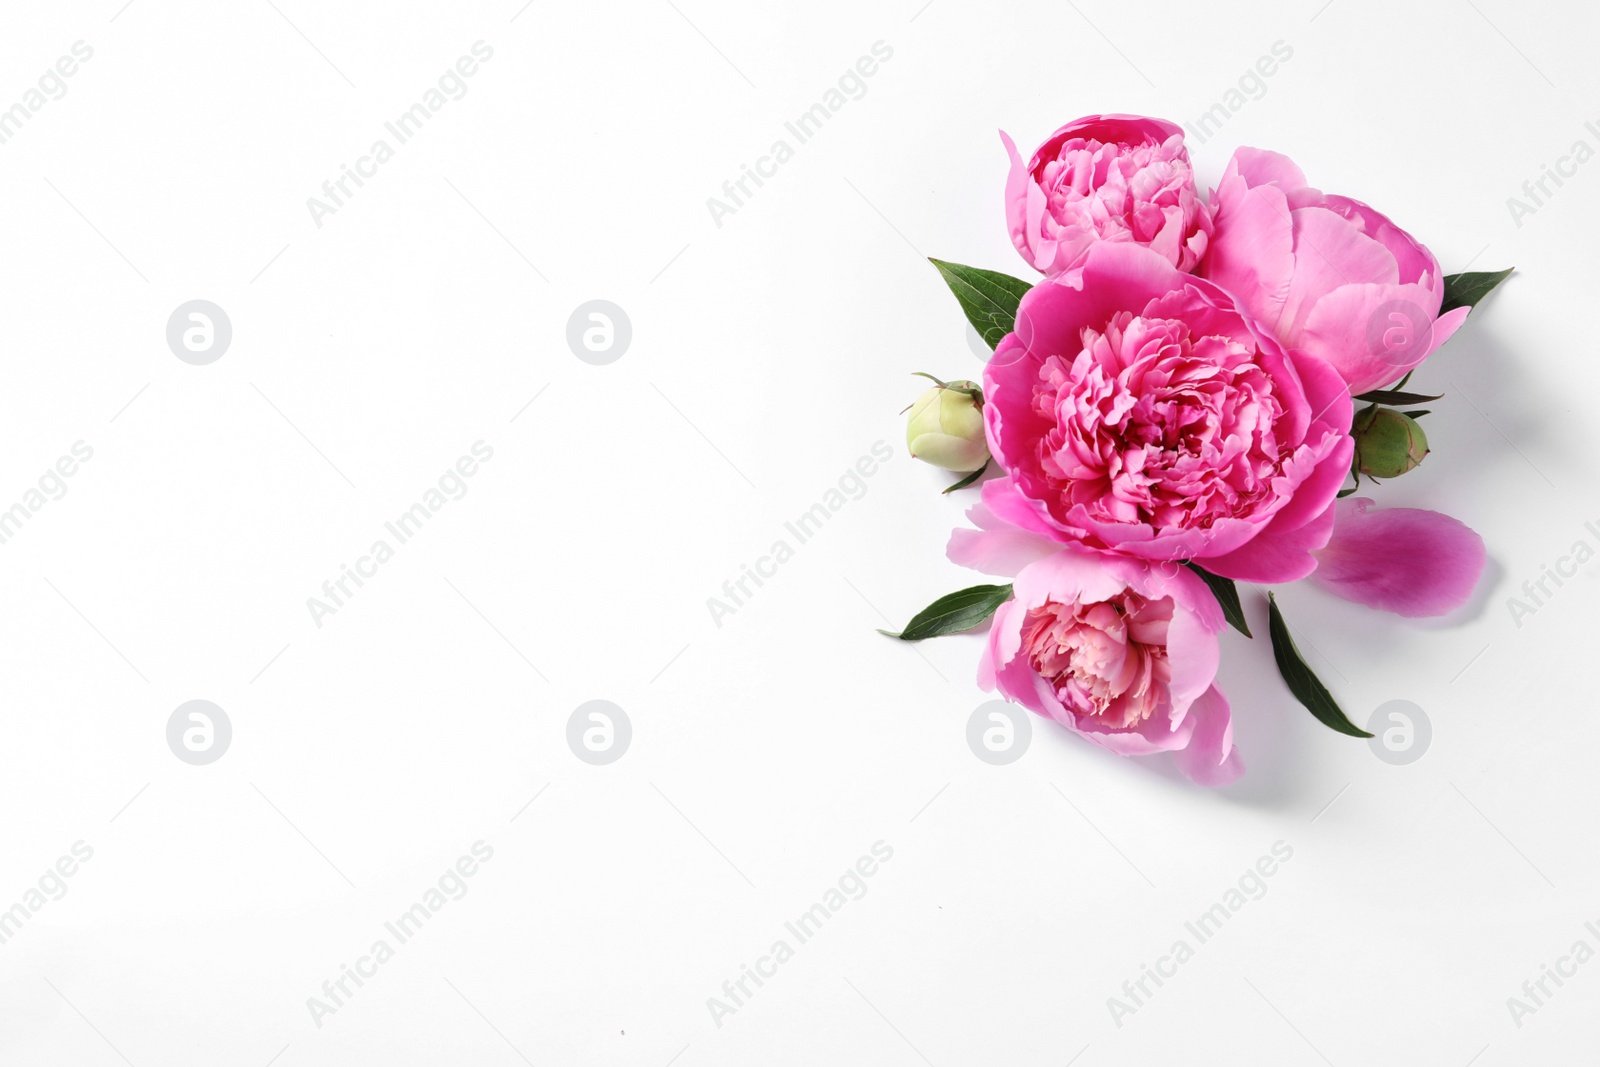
1183;562;1251;638
1440;268;1514;314
1266;593;1372;738
1336;484;1360;498
879;583;1012;641
942;460;989;495
1402;409;1431;419
1351;388;1444;406
928;259;1034;349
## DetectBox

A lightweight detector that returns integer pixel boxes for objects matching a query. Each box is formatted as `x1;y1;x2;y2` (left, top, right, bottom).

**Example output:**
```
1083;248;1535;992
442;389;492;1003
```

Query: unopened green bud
906;380;988;472
1355;407;1428;478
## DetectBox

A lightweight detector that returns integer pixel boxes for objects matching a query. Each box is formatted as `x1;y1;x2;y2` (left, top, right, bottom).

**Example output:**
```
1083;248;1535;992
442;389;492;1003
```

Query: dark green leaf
1336;485;1360;498
879;583;1012;641
1440;267;1514;314
1266;593;1372;738
928;259;1034;349
942;461;989;495
1403;409;1431;419
1183;562;1251;638
1352;389;1444;406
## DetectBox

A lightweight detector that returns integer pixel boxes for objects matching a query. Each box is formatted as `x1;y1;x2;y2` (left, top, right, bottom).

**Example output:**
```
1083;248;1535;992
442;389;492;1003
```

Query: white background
0;0;1594;1063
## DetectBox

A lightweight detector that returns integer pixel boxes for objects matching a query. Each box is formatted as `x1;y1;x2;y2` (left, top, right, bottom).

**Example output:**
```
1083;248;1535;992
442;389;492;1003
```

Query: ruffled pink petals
1309;497;1487;617
1002;115;1211;275
976;546;1231;780
1171;686;1243;786
983;243;1350;575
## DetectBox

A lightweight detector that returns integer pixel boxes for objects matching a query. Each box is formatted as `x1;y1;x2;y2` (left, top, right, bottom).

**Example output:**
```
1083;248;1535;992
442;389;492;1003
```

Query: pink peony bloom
949;504;1241;785
1310;497;1486;617
982;242;1354;583
1200;147;1470;395
1003;114;1213;275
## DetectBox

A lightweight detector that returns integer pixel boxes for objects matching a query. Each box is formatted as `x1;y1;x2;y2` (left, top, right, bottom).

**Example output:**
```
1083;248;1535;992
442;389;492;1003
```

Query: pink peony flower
1310;497;1486;617
1003;114;1213;275
948;504;1241;785
1200;147;1470;395
982;242;1354;583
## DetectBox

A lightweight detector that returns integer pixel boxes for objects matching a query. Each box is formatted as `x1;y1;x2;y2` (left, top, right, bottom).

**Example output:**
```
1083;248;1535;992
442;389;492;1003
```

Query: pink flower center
1031;310;1286;533
1021;593;1174;728
1038;137;1194;245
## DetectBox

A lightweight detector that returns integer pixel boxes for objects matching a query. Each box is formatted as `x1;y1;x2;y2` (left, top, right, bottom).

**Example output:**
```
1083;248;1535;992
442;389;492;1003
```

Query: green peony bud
1354;407;1428;479
906;380;988;472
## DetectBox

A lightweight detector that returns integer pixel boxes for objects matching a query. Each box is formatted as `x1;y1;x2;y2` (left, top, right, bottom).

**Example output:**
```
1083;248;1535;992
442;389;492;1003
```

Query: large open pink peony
948;507;1241;786
1002;114;1212;275
982;242;1353;583
1200;147;1470;395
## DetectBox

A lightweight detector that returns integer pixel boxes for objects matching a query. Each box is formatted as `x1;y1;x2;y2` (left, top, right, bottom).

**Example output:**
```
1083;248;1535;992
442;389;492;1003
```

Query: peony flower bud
906;380;988;472
1354;407;1428;478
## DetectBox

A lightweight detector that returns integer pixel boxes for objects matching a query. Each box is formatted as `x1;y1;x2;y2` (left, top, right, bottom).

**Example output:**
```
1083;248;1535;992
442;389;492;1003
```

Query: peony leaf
1351;388;1444;406
928;259;1033;349
942;460;989;494
878;583;1012;641
1440;267;1514;313
1183;562;1251;638
1266;593;1372;738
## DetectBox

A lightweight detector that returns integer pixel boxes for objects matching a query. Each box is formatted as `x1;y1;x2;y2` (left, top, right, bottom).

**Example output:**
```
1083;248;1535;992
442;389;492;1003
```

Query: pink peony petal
1229;146;1308;191
1310;497;1487;617
1171;686;1243;786
1198;494;1339;583
947;504;1062;578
